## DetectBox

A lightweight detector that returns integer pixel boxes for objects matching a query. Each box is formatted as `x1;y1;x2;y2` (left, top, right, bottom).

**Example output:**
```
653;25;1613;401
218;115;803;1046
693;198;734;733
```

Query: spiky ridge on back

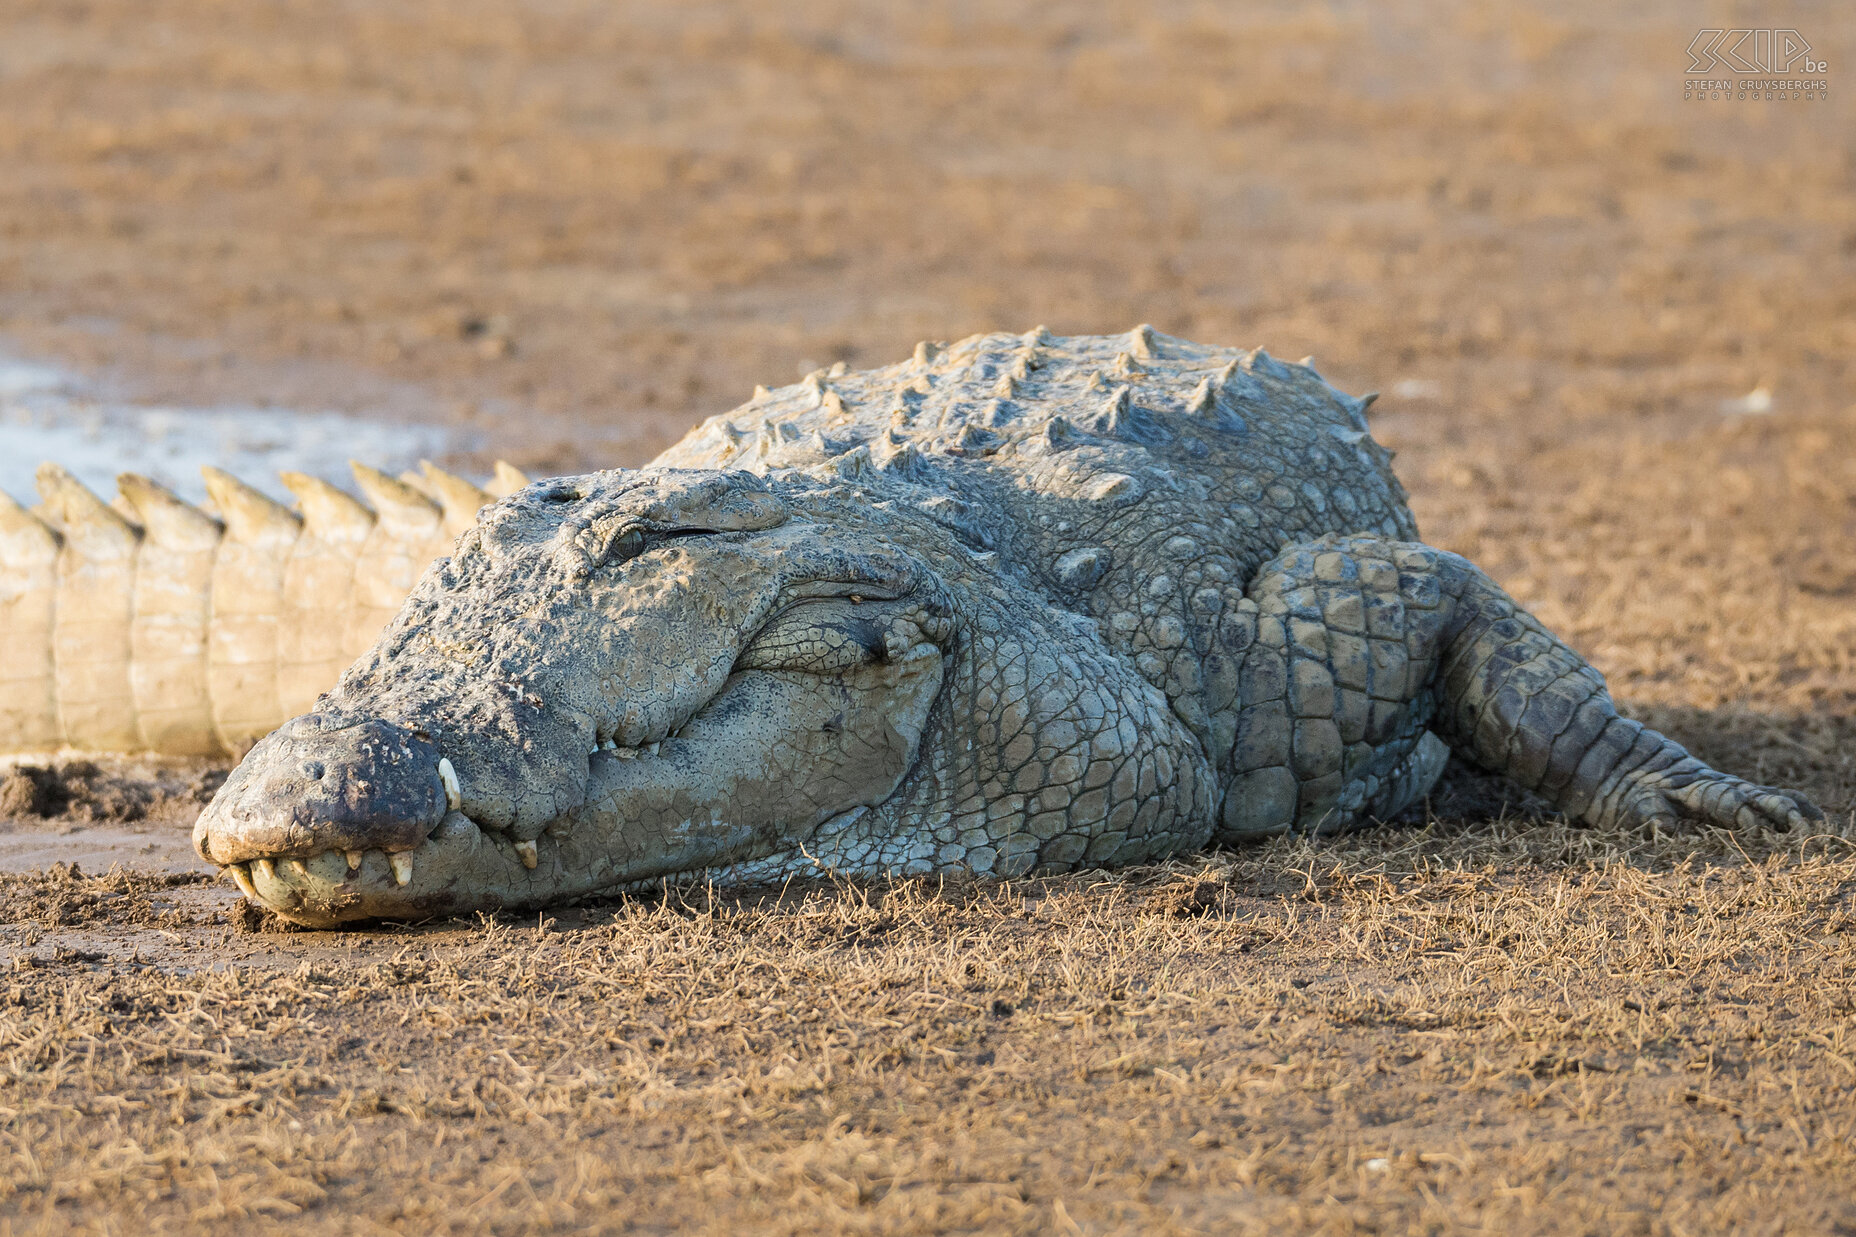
657;325;1417;576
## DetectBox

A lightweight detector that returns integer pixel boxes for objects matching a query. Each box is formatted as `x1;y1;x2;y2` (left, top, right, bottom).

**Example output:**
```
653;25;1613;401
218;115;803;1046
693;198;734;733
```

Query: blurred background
0;0;1851;728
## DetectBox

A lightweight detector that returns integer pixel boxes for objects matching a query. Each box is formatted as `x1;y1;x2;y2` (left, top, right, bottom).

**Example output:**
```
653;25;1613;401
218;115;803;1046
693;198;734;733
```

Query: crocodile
6;328;1821;924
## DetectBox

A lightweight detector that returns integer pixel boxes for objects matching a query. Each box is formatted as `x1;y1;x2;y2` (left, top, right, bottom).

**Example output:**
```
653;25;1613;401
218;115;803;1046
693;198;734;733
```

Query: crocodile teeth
514;839;539;869
284;858;309;878
253;858;275;883
437;757;461;811
594;738;642;759
644;742;661;757
346;850;363;872
229;864;258;898
389;852;414;886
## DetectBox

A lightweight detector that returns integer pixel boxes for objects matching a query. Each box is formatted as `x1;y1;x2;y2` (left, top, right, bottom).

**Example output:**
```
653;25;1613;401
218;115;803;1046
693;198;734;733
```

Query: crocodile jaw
193;470;952;925
213;640;945;925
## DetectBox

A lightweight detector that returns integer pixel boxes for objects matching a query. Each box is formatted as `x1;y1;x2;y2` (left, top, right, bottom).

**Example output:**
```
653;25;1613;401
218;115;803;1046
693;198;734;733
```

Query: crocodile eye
572;522;648;572
606;528;645;565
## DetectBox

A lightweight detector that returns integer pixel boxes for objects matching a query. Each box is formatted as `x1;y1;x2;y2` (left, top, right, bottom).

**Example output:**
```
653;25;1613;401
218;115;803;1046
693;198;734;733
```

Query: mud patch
0;758;226;826
0;862;222;929
0;820;212;877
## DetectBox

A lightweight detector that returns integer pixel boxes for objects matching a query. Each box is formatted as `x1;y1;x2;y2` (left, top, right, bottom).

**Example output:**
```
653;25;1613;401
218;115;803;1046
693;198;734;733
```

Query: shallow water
0;355;471;507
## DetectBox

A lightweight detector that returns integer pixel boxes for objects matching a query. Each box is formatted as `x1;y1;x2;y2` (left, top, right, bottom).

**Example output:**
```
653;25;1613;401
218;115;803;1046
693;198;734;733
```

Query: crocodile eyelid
603;527;646;566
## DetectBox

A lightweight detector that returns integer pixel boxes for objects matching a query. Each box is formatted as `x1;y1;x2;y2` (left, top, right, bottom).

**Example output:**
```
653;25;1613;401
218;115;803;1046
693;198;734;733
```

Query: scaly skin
10;328;1824;924
0;459;529;755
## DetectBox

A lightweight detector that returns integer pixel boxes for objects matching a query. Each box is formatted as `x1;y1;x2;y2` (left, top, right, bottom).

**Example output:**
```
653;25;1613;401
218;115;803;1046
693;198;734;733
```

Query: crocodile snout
195;712;448;867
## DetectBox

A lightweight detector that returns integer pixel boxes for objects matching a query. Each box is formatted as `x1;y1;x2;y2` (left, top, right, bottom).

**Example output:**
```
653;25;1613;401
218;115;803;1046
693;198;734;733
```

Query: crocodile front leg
1216;534;1823;841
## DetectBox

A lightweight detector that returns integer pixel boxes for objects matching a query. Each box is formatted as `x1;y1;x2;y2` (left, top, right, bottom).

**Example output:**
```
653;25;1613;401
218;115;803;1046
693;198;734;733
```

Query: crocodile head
194;469;958;924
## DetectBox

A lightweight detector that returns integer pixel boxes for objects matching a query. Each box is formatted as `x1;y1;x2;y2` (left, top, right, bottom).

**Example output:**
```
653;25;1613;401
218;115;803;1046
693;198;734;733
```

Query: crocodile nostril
302;760;326;780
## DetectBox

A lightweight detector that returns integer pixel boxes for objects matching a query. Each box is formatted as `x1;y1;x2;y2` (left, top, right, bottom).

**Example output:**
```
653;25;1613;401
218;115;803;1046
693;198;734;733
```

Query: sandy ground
0;0;1853;1232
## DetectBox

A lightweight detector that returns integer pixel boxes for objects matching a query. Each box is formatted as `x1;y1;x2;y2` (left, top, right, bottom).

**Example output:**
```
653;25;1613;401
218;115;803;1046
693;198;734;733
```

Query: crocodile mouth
210;734;686;923
193;680;728;922
197;603;947;925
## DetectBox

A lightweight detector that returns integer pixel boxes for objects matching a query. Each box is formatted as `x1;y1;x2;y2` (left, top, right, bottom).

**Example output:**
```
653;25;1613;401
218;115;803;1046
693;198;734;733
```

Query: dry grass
1;0;1854;1231
4;775;1856;1235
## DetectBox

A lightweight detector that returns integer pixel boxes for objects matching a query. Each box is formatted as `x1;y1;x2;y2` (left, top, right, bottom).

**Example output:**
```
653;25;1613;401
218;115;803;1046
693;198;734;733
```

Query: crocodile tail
0;460;529;757
485;460;531;499
40;463;143;751
419;461;496;540
203;467;302;754
345;463;444;664
0;488;62;750
277;472;375;719
119;473;223;756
